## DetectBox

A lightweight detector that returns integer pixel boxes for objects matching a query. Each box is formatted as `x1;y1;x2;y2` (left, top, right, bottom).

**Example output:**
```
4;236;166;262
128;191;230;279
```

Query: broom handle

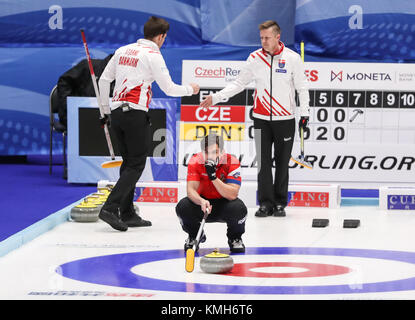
194;208;209;250
80;29;116;161
300;41;305;158
300;127;305;157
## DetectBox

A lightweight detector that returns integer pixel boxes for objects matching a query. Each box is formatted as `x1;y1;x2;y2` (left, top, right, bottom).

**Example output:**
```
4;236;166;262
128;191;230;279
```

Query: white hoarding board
180;60;415;183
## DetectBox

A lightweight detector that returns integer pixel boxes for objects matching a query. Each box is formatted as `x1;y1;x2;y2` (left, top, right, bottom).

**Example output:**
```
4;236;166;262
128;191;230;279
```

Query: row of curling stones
200;249;234;274
70;187;111;223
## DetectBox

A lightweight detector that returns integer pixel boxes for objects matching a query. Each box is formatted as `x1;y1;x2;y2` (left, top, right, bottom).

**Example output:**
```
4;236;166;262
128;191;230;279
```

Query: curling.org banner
179;60;415;183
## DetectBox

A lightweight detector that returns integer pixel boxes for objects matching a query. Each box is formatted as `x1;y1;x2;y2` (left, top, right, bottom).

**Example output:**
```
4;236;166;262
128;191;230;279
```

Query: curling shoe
228;238;245;253
272;205;286;217
255;205;273;217
99;208;128;232
184;232;207;252
121;210;152;227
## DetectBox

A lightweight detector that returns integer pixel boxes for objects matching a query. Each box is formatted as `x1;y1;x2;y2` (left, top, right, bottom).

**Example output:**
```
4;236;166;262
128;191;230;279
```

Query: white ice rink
1;202;415;300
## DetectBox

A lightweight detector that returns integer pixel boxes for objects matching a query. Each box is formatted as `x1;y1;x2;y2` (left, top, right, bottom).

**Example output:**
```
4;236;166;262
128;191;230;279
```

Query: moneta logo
331;70;343;82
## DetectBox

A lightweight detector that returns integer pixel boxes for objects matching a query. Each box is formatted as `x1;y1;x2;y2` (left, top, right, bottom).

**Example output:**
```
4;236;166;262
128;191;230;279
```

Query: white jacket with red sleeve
211;42;310;121
99;38;194;114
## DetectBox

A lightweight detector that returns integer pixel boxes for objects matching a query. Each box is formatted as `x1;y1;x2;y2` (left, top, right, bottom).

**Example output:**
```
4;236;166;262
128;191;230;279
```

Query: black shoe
228;238;245;253
184;233;207;252
273;205;286;217
99;209;128;231
255;205;273;217
121;212;152;227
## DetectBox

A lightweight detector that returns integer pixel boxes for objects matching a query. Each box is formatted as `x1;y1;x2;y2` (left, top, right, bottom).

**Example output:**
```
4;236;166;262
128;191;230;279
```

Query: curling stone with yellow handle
105;184;114;191
92;191;108;197
90;192;109;202
83;195;105;210
97;186;112;192
97;188;111;196
70;201;100;222
199;249;234;274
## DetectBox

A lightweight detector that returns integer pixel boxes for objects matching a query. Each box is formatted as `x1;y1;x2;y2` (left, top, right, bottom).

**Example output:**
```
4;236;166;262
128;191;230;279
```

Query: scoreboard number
302;89;414;143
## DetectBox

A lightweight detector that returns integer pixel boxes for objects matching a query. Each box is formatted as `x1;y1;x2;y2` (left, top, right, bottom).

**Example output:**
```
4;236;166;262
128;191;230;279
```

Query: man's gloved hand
298;116;309;131
100;114;111;128
204;159;217;181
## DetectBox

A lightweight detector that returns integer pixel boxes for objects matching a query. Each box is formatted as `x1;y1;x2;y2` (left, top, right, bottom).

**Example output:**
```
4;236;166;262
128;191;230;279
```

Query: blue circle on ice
58;247;415;295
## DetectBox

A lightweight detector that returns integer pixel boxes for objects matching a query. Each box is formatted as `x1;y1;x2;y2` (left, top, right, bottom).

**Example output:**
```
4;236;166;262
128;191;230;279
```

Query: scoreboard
180;60;415;184
305;89;415;145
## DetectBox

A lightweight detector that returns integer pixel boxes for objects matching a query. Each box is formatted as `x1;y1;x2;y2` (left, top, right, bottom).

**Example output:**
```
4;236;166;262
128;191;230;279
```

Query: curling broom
80;29;122;169
291;41;313;169
185;207;209;273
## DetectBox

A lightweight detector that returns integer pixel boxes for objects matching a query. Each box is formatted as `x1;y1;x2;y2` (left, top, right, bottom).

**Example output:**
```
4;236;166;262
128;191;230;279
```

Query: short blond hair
258;20;281;35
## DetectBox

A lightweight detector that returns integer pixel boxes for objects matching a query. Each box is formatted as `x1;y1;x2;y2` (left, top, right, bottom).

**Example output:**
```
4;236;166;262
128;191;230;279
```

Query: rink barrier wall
98;180;343;209
0;200;76;258
0;182;386;258
379;186;415;211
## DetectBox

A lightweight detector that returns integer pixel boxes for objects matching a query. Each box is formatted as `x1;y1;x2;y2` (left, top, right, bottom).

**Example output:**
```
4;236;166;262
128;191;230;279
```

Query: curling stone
70;202;99;222
91;192;108;202
92;192;107;197
200;249;234;274
105;184;114;191
97;187;111;195
84;195;105;210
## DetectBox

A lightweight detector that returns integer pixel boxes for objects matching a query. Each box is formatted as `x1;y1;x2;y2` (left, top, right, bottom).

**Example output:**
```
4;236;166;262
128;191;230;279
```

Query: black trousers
176;197;247;240
254;118;295;209
103;108;151;215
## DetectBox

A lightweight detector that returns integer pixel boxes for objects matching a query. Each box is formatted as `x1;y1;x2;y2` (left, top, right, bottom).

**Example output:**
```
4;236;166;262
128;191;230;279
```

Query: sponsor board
287;191;329;208
379;186;415;211
387;195;415;210
178;140;415;182
184;61;415;91
135;187;178;203
99;180;186;206
245;183;339;208
308;62;415;90
180;60;415;183
254;191;330;207
182;60;254;87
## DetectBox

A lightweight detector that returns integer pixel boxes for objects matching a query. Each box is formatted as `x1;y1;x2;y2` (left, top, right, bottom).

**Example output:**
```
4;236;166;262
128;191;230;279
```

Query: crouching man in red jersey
176;134;247;253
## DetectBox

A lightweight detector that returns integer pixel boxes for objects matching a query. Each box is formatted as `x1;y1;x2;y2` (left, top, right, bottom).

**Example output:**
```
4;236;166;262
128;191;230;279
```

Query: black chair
49;85;67;179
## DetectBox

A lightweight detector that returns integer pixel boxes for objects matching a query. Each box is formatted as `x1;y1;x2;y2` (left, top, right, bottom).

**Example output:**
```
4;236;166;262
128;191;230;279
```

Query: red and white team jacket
99;39;193;114
212;41;310;121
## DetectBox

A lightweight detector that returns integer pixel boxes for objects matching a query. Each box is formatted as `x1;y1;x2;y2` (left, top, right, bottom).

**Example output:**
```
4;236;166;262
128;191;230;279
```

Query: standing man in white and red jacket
98;16;199;231
200;20;310;218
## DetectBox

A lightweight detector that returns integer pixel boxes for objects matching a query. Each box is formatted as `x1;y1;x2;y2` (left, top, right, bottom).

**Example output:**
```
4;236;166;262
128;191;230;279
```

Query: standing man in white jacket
200;20;310;218
98;16;199;231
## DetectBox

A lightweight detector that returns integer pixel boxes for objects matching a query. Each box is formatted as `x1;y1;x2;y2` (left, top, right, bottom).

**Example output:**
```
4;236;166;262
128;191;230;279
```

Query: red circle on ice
224;262;351;278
